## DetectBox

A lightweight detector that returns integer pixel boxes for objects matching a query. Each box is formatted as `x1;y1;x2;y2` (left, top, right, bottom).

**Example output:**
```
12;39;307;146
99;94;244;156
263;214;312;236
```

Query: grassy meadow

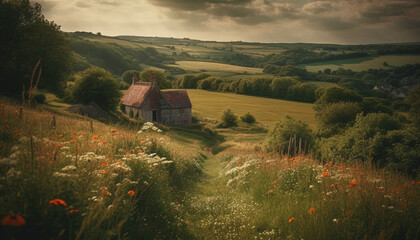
303;55;420;72
1;99;418;240
186;89;317;129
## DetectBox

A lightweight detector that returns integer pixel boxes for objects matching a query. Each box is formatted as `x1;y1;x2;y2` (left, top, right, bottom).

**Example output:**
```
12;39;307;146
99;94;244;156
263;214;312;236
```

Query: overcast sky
35;0;420;44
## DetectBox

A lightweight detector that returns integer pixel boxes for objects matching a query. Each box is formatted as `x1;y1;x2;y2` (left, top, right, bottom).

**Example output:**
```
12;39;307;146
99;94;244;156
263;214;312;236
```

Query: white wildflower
54;172;76;177
61;165;77;171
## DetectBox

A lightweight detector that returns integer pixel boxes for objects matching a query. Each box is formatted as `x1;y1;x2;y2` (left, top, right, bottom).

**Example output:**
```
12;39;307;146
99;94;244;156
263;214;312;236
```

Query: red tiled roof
161;90;192;109
121;82;151;107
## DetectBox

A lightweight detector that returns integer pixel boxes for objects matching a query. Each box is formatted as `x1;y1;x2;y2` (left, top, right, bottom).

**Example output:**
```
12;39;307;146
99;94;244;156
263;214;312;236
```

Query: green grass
167;61;263;74
186;89;317;129
1;97;418;240
303;55;420;72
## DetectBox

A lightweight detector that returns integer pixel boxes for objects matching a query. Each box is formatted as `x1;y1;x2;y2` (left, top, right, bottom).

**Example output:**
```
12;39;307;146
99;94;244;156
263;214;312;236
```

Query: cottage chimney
131;73;138;85
150;72;157;87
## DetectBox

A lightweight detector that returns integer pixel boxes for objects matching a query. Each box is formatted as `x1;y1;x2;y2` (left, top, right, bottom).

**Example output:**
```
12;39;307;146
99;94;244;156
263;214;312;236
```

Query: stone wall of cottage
161;108;192;126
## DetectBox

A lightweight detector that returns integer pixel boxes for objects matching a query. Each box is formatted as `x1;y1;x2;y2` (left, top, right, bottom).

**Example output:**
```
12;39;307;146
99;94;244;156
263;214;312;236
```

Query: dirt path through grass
183;151;261;239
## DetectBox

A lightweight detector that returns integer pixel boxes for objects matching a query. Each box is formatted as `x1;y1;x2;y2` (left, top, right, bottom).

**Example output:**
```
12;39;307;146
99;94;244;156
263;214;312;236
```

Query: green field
303;55;420;72
185;89;317;129
168;61;263;74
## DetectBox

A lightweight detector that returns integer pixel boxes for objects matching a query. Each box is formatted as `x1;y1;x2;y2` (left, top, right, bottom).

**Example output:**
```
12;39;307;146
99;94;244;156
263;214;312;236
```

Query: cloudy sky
35;0;420;44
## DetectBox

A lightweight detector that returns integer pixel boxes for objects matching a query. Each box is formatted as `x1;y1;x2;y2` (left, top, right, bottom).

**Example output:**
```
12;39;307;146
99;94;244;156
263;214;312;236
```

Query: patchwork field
303;55;420;72
185;89;316;129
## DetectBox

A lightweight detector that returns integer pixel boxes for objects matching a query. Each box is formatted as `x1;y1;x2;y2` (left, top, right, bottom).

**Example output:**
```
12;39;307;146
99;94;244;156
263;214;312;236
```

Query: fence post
19;107;23;120
52;116;56;129
90;120;93;133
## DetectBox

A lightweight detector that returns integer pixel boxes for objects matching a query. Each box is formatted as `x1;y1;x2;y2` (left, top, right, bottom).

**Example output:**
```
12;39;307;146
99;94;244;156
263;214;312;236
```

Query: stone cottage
121;76;192;126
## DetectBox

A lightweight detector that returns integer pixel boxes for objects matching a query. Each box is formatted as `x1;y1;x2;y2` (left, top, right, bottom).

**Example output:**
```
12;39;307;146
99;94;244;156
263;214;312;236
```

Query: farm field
303;55;420;72
185;89;316;129
168;61;263;74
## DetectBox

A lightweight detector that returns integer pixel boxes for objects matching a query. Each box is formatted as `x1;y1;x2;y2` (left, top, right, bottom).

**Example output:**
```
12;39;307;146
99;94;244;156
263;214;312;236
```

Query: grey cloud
148;0;300;25
359;1;420;24
305;16;356;31
302;1;336;14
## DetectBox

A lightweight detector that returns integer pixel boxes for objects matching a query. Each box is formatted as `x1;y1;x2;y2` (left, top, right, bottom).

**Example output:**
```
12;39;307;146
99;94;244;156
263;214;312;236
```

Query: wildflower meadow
0;101;419;240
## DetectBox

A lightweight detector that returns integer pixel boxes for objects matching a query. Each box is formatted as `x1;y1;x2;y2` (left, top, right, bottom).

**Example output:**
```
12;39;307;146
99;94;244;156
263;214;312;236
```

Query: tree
406;85;420;128
315;87;362;106
121;70;140;84
316;102;362;128
179;73;209;89
264;116;314;155
71;67;122;111
270;77;299;99
219;108;238;128
139;69;171;89
0;0;72;96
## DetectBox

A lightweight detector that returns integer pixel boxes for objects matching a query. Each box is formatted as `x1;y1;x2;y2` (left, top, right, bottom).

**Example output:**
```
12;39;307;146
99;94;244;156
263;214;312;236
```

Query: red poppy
288;217;295;223
322;171;329;177
1;214;26;227
49;198;67;207
67;209;79;214
128;190;135;197
309;208;315;214
349;181;357;187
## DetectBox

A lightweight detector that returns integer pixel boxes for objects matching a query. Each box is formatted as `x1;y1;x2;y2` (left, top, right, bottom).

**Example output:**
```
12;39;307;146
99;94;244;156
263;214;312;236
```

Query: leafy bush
318;113;403;165
265;116;314;155
71;67;122;111
240;112;256;124
316;102;362;128
219;108;238;128
315;87;362;106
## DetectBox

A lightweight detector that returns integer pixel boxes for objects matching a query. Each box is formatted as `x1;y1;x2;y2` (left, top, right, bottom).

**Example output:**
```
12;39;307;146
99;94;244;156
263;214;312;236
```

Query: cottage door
152;110;157;122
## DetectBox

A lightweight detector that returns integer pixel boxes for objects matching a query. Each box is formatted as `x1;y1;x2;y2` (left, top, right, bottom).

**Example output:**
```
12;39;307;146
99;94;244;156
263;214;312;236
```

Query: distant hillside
67;32;420;82
67;32;174;76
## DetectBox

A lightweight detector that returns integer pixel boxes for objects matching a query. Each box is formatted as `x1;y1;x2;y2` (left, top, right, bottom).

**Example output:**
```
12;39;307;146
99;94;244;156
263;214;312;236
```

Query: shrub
318;113;403;165
316;102;362;127
264;116;314;155
71;67;122;111
33;93;46;104
219;108;238;128
315;87;362;106
240;112;256;124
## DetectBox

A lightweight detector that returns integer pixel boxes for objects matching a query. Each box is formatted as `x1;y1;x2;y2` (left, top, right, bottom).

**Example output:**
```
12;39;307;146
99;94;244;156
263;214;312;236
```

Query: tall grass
0;102;201;239
1;100;419;239
189;151;420;239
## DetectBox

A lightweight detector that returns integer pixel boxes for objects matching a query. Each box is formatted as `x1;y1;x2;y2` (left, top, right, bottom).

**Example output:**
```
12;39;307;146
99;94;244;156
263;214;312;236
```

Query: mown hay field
186;89;317;129
303;55;420;72
168;61;263;74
